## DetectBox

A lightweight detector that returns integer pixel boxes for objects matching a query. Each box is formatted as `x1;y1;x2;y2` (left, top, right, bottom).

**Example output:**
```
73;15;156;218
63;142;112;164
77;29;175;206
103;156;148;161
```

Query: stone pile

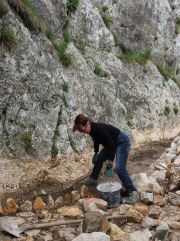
0;136;180;241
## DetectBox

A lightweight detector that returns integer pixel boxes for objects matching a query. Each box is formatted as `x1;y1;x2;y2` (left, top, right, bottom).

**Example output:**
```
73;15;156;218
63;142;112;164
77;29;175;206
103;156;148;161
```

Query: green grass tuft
0;26;18;51
63;31;71;43
102;6;108;12
94;64;108;77
62;81;69;93
46;30;55;42
8;0;45;32
175;16;180;35
173;107;179;115
164;106;170;116
53;41;72;67
120;49;152;65
67;0;79;13
101;14;113;28
0;0;9;17
156;65;179;88
51;145;58;157
21;131;33;153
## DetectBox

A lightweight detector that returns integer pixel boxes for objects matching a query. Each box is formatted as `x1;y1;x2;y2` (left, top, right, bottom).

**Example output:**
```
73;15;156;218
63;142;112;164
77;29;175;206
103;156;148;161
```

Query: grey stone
20;200;32;212
141;192;153;204
168;192;180;206
84;210;105;233
141;216;159;229
130;228;152;241
149;205;162;219
55;197;64;206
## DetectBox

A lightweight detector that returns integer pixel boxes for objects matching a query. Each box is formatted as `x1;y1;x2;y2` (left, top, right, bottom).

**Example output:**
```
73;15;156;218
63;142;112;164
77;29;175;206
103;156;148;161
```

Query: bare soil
2;140;171;207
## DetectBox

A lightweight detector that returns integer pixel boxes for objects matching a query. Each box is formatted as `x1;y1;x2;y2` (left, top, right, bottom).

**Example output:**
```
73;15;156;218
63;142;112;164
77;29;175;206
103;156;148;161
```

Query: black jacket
90;122;120;161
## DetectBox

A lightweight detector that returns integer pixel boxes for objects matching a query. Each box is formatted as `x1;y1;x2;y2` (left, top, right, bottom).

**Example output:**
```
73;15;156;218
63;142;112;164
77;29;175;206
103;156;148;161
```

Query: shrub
0;0;9;17
0;26;18;51
68;134;75;150
102;6;108;12
120;49;152;65
94;64;108;77
51;145;58;157
156;65;179;88
164;106;170;116
173;107;179;114
8;0;45;32
176;67;180;75
62;94;68;107
53;41;72;66
21;131;33;153
62;81;69;93
63;31;71;43
67;0;79;13
46;30;55;42
113;33;120;47
101;14;113;28
175;16;180;35
73;39;86;54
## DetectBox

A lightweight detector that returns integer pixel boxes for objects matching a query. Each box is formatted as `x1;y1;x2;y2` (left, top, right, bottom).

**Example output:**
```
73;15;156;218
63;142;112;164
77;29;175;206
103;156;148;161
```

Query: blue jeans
90;131;136;192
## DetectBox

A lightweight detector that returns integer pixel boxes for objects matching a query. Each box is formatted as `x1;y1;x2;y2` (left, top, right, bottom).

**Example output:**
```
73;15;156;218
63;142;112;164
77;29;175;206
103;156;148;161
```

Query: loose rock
34;197;46;211
3;198;19;214
127;208;144;223
20;200;32;212
149;205;161;219
72;232;110;241
57;206;84;218
140;192;153;204
134;203;149;217
141;216;159;229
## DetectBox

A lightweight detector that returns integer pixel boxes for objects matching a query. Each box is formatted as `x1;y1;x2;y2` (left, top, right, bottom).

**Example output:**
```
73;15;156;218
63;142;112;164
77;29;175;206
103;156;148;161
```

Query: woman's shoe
121;191;140;205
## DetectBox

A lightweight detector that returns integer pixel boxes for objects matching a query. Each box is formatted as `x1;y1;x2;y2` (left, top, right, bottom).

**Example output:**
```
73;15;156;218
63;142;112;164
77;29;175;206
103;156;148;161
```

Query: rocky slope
0;135;180;241
0;0;179;192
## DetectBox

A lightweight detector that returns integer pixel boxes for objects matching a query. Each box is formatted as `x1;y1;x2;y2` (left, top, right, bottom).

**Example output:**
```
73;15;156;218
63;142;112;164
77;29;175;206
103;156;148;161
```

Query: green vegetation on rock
156;65;179;88
0;26;18;51
100;7;113;28
94;64;108;77
53;42;72;67
164;106;170;116
21;131;33;153
173;106;179;115
8;0;45;32
175;16;180;35
0;0;9;17
120;48;152;65
67;0;79;13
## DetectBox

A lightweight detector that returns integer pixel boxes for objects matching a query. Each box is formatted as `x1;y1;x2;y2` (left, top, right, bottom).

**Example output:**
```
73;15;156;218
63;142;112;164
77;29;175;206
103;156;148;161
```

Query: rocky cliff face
0;0;179;190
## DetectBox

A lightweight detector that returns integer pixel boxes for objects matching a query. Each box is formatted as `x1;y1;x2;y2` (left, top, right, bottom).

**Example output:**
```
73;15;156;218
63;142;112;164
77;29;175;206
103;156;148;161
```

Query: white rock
155;160;167;170
72;232;110;241
25;229;41;237
83;198;107;212
149;177;163;194
131;173;150;192
141;192;153;204
173;156;180;167
130;228;152;241
141;216;159;229
150;170;166;182
156;221;170;231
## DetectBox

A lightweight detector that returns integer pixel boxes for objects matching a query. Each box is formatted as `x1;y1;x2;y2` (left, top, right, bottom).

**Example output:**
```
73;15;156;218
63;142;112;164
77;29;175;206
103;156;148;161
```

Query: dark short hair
73;114;91;132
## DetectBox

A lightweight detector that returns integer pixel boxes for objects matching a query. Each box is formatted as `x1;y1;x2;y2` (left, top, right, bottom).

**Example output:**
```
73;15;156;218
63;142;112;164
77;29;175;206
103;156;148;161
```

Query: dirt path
2;140;171;205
